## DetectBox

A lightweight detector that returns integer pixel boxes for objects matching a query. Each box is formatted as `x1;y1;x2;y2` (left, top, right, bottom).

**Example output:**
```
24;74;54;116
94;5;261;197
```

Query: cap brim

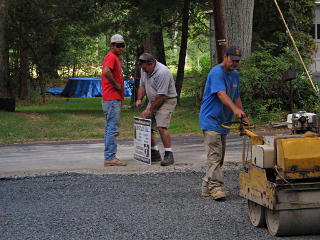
230;56;241;61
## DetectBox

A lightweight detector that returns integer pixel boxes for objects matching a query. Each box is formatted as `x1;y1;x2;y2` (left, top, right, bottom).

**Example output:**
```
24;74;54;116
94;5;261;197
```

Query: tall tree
175;0;190;103
8;0;97;103
0;0;14;111
207;0;254;61
224;0;254;59
142;15;167;65
19;25;30;100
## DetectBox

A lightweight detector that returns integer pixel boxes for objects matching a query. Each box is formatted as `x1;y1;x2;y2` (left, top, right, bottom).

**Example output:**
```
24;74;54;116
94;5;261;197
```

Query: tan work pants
202;130;227;191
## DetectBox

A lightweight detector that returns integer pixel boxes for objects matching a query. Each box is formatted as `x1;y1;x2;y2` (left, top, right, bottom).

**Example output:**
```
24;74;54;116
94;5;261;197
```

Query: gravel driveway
1;169;318;240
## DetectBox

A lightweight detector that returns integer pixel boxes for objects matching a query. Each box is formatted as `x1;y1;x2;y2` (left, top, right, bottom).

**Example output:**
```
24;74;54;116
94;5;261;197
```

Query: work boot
211;188;226;201
161;151;174;166
151;149;162;162
201;181;210;197
201;188;211;197
104;157;127;167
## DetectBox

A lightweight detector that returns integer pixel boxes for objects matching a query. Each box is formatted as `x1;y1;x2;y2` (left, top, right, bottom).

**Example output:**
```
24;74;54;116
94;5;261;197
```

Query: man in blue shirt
199;46;248;200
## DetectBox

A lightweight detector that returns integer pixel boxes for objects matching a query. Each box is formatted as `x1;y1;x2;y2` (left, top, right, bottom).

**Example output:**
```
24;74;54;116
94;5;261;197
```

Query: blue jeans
102;100;122;161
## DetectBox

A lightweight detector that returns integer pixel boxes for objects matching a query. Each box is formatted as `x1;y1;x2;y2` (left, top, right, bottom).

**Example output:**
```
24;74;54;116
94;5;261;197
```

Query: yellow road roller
225;111;320;236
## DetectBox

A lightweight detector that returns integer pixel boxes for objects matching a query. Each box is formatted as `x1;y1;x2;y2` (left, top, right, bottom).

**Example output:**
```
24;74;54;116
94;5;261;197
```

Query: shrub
239;42;320;121
181;54;213;106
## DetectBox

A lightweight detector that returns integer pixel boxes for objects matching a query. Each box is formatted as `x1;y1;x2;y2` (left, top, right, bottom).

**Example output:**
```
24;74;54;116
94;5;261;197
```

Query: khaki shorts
147;98;177;131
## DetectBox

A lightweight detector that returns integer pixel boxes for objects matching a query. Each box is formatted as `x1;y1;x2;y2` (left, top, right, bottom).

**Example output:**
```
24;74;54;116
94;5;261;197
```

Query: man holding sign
136;53;177;166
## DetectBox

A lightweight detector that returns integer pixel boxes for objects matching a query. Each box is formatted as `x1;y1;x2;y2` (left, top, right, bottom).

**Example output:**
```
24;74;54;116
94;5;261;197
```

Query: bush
239;42;320;121
181;54;213;106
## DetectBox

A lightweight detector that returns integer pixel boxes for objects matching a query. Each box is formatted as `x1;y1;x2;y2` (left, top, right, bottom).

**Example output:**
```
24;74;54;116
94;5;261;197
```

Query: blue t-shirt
199;64;240;134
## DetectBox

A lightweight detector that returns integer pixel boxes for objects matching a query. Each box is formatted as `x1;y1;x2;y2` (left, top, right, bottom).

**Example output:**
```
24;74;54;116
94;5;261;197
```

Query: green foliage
239;42;320;121
253;0;315;53
180;53;212;106
165;1;210;70
8;0;99;98
188;3;209;40
247;0;318;122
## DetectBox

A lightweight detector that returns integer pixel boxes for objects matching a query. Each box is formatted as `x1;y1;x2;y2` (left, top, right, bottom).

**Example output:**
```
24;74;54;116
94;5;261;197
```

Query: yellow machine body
276;136;320;179
239;166;276;209
239;131;320;236
239;165;320;211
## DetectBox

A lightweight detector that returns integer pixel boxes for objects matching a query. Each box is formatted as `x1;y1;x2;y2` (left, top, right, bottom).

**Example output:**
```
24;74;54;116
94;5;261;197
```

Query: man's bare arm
136;86;146;108
149;94;165;112
141;94;165;118
217;91;245;119
103;66;122;91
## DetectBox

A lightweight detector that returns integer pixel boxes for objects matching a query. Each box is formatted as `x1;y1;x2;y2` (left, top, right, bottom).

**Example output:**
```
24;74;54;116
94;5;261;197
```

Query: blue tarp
46;78;133;98
46;88;63;95
123;80;133;97
61;77;102;98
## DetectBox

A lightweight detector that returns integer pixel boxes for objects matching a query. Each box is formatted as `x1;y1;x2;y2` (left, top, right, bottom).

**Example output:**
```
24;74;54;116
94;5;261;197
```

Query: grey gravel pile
0;170;318;240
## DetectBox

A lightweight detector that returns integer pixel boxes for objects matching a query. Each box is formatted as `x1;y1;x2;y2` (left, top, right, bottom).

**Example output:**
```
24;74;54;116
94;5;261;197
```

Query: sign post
134;117;151;165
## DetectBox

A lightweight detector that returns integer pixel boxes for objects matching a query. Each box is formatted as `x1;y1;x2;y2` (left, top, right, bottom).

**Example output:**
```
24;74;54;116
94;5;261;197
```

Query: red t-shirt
101;50;124;101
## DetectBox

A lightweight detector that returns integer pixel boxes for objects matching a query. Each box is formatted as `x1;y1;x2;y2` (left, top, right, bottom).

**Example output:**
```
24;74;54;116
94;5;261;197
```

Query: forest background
1;0;320;144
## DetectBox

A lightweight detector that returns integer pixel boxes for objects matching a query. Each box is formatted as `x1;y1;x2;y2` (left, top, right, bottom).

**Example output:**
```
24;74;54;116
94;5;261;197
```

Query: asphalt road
0;135;243;178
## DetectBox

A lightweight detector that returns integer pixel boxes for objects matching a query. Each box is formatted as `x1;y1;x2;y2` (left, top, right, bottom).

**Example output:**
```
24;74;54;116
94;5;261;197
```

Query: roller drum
265;208;320;236
248;200;266;227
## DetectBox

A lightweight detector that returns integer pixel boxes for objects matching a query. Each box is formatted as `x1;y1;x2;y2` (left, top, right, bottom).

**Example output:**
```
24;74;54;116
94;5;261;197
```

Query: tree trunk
0;0;15;111
38;68;46;104
19;27;30;100
224;0;254;59
72;62;77;77
175;0;190;104
130;45;144;105
207;11;216;66
142;14;166;65
173;11;179;55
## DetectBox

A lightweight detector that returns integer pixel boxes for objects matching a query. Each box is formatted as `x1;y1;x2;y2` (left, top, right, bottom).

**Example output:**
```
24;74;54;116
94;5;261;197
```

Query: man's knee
157;127;168;134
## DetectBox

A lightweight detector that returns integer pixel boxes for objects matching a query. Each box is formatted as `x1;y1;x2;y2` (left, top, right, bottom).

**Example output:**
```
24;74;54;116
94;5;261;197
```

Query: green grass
0;96;201;144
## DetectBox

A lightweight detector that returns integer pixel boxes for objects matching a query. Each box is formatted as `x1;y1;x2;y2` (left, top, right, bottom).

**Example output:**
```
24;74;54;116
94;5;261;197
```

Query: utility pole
212;0;227;63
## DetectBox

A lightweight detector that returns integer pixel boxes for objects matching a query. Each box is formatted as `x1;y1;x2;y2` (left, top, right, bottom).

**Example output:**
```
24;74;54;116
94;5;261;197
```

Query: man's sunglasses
114;43;125;48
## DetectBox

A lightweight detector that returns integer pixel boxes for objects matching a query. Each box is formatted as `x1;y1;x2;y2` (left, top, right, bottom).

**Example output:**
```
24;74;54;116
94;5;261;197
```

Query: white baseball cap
110;34;125;43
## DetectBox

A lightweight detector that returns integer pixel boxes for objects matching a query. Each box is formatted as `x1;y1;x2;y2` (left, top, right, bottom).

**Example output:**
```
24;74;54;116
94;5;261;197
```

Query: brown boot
201;188;211;197
211;188;226;200
104;157;127;167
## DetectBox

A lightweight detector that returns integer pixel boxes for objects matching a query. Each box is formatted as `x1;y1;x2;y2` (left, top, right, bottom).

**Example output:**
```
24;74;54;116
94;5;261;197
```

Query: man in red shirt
101;34;126;166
